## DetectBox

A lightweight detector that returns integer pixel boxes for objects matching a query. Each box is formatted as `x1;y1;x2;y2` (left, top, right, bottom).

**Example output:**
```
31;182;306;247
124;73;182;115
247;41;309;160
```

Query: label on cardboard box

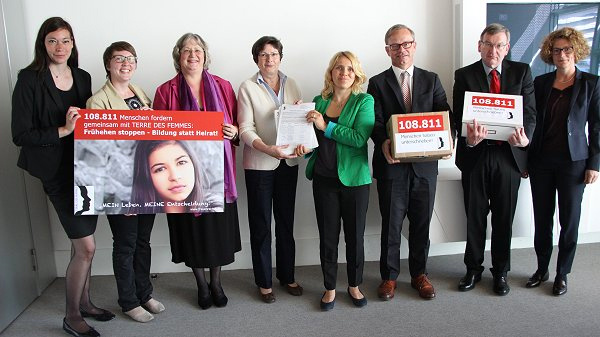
387;111;452;162
461;91;523;141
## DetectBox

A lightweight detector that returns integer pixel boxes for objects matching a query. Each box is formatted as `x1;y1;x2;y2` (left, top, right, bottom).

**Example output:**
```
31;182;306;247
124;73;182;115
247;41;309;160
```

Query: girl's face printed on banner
148;143;195;202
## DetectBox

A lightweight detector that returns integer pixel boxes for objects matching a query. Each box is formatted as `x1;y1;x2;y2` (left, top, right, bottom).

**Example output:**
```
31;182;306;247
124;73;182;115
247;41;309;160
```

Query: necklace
50;66;68;79
558;73;575;83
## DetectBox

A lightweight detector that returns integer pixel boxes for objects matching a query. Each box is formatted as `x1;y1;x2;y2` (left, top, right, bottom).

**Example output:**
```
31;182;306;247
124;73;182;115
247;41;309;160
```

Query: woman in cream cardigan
237;36;303;303
87;41;164;323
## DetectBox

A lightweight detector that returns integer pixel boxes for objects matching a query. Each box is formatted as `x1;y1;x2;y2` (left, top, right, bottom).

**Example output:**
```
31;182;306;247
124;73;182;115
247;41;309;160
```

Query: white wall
4;0;600;277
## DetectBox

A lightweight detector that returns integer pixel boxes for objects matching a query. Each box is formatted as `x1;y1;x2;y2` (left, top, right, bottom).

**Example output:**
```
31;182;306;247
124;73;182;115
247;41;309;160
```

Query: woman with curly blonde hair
526;27;600;296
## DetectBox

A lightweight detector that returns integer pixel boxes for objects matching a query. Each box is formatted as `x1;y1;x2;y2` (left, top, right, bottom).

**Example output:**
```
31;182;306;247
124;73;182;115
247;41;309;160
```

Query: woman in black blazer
526;27;600;296
11;17;113;336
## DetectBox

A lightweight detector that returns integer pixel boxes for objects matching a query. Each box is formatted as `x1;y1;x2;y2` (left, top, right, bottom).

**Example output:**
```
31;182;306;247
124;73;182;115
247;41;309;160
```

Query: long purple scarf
178;71;237;203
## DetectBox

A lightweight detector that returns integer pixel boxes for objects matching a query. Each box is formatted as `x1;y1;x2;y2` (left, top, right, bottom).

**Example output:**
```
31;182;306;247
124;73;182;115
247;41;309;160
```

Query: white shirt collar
482;61;502;76
392;64;414;80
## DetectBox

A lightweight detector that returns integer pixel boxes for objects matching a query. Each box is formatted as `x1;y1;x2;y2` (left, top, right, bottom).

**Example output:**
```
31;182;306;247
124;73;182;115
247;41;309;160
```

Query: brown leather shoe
377;280;397;300
411;274;436;300
258;288;276;303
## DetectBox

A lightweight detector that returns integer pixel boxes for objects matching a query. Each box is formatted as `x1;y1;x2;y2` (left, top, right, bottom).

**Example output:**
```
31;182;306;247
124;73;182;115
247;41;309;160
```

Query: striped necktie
401;71;412;113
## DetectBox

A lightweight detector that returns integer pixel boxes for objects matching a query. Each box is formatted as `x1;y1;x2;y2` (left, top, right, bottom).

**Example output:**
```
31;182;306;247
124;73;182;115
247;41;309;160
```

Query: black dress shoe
79;308;115;322
63;318;100;337
210;284;228;307
493;275;510;296
458;271;482;291
347;288;367;308
280;281;303;296
553;274;568;296
198;290;212;310
526;270;549;288
320;292;335;311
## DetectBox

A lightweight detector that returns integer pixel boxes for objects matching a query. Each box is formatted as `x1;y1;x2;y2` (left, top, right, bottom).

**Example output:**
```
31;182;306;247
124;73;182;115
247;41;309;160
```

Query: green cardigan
305;92;375;186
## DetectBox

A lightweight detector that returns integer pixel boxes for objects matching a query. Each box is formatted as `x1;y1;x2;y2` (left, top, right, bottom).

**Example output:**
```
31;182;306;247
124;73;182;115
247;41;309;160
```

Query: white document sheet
275;103;319;155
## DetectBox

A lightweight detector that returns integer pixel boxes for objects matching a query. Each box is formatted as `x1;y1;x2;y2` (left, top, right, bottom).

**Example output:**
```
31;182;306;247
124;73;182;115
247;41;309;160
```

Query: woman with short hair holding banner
87;41;165;322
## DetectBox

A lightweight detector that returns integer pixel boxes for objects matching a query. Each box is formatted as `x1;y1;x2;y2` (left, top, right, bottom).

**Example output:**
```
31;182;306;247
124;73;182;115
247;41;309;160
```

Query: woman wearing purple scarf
154;33;241;309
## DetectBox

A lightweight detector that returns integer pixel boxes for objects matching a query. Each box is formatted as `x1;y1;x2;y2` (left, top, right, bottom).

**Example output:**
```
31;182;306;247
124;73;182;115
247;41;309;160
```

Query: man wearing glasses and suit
368;24;454;301
453;23;536;296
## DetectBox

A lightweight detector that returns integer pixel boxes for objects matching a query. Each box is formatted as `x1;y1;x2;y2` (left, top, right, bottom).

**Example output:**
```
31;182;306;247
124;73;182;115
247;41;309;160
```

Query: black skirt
167;201;241;268
43;153;98;239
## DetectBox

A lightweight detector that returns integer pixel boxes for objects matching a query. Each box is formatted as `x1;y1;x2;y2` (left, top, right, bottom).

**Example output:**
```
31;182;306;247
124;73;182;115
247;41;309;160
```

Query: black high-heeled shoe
63;318;100;337
79;308;115;322
210;283;228;307
198;289;212;310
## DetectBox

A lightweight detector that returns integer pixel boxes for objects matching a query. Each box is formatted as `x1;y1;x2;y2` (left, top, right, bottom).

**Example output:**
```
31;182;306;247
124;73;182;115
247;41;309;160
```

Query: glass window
488;3;600;76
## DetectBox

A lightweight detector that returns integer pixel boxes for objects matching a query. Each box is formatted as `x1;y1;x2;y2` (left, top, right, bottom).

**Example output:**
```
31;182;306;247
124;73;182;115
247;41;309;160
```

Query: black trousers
461;144;521;276
245;161;298;289
530;155;586;275
312;174;369;290
377;167;436;279
107;214;155;312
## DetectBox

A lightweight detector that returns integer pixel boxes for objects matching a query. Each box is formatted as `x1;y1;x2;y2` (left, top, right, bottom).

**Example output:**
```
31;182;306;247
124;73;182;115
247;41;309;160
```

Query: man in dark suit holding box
453;23;536;295
368;24;454;300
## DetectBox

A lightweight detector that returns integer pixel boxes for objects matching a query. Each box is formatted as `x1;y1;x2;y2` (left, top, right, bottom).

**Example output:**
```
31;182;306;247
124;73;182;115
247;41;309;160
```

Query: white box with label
461;91;523;141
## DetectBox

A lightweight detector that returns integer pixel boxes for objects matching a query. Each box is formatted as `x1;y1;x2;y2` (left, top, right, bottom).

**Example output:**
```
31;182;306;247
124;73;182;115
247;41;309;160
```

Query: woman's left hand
222;123;238;140
294;144;313;157
306;110;326;131
584;169;599;184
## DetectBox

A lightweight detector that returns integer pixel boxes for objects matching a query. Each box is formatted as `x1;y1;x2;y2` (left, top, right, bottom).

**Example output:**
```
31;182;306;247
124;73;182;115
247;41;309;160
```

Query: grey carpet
2;243;599;337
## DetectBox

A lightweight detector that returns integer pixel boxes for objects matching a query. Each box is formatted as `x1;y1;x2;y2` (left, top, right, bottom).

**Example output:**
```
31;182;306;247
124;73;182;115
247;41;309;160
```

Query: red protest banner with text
74;110;223;140
73;109;225;216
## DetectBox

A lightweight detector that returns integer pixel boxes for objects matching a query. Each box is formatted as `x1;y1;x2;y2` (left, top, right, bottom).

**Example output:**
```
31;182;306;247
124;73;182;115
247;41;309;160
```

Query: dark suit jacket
453;59;536;173
529;68;600;171
11;68;92;180
368;66;453;180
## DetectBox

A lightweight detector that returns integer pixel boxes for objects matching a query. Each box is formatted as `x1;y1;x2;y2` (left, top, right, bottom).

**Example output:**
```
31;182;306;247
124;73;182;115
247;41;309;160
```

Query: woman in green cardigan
296;51;374;311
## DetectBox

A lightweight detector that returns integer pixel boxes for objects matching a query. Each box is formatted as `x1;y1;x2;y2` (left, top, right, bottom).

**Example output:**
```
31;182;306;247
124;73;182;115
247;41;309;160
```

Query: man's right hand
382;139;401;164
466;119;488;147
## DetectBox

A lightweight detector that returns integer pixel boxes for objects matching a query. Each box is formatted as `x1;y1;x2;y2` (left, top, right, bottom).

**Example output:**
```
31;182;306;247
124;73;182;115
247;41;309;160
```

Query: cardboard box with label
386;111;452;162
461;91;523;141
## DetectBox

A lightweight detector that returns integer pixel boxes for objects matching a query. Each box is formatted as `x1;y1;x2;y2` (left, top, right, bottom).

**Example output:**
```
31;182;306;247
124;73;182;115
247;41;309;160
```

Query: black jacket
368;66;453;180
11;67;92;180
529;68;600;171
453;59;536;173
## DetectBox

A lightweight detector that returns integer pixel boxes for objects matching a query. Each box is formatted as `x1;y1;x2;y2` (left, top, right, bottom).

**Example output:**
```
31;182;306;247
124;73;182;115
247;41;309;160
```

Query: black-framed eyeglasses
479;41;508;50
258;52;280;59
387;41;414;51
552;46;574;55
112;55;137;64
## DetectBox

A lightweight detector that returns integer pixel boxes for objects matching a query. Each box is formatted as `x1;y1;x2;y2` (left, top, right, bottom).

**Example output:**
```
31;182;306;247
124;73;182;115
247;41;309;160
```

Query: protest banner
73;109;224;215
